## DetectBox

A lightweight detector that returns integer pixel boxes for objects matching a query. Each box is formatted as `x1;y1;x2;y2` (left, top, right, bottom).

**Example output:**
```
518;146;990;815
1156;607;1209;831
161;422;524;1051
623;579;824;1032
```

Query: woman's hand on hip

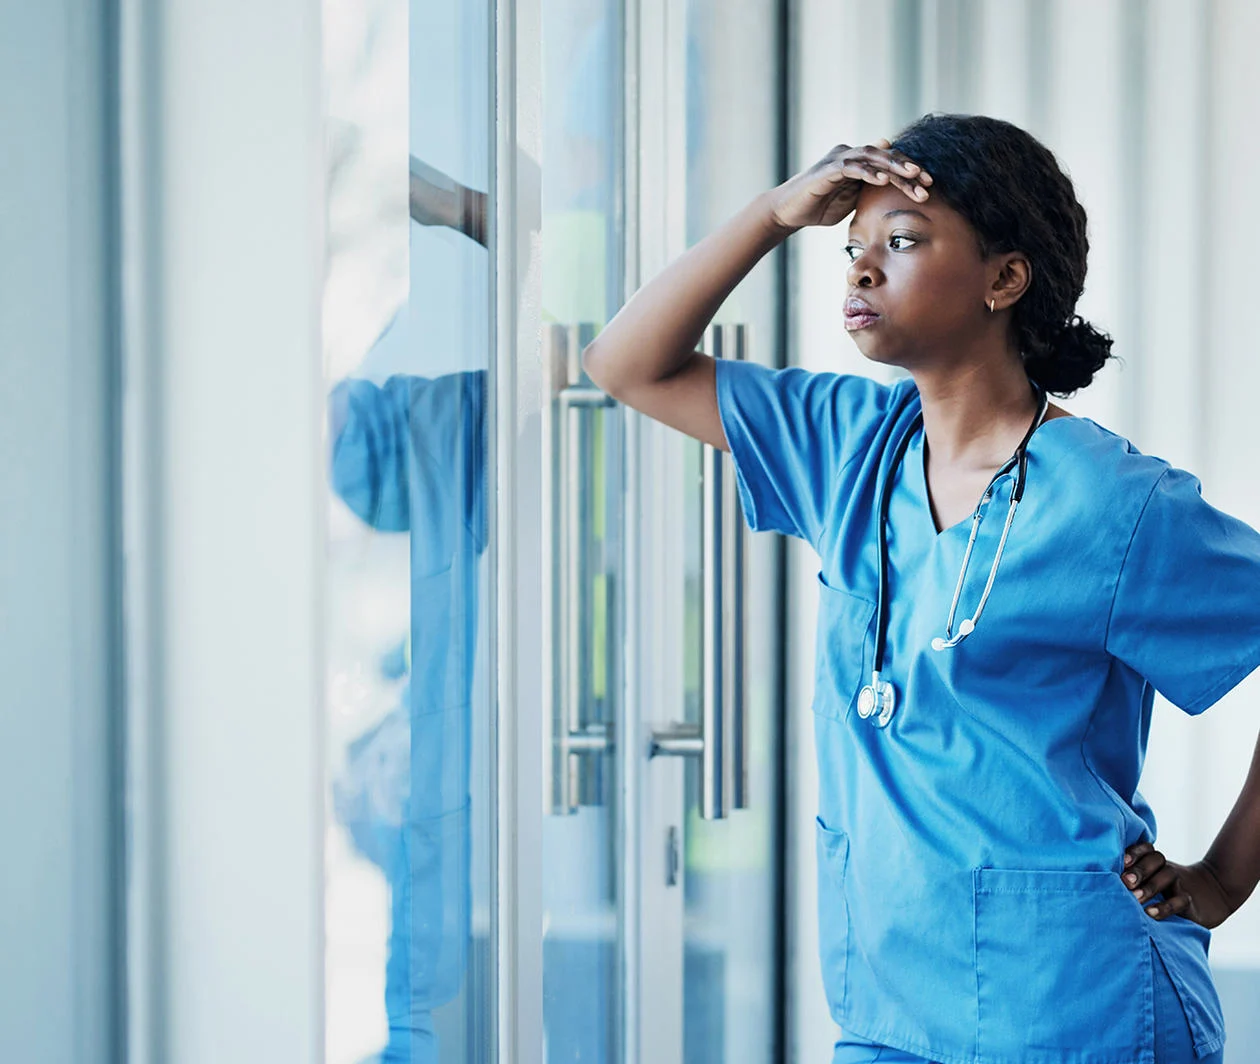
1122;840;1237;929
765;139;932;235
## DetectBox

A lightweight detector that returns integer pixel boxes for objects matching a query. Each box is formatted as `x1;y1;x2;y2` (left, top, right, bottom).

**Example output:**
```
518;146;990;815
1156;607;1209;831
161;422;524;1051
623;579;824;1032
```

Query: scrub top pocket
972;867;1154;1064
816;817;852;1012
814;572;876;723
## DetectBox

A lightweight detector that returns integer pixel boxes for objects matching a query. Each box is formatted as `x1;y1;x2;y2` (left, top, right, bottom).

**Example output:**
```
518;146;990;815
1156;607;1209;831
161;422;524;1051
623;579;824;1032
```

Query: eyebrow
848;208;934;237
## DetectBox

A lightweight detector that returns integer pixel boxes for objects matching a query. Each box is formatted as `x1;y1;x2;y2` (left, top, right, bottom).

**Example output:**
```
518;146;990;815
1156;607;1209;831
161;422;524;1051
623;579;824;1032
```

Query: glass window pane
323;1;494;1061
682;1;783;1061
540;0;626;1060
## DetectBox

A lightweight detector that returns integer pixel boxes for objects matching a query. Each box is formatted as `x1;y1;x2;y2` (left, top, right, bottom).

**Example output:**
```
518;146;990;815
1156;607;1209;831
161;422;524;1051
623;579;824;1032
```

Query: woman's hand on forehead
765;138;933;235
860;138;934;197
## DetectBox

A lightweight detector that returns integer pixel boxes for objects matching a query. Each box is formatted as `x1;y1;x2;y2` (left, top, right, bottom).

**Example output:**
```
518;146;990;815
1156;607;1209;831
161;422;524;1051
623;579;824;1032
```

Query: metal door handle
544;323;617;815
650;323;749;820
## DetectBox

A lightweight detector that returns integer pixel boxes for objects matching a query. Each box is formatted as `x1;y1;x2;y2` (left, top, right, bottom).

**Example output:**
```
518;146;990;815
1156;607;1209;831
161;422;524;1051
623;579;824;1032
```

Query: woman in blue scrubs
583;113;1260;1063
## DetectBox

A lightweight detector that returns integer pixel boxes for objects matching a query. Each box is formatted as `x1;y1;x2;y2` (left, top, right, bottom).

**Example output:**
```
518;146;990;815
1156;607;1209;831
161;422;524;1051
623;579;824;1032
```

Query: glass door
533;0;785;1061
628;1;786;1061
538;1;627;1060
323;1;495;1061
678;4;784;1061
319;0;784;1058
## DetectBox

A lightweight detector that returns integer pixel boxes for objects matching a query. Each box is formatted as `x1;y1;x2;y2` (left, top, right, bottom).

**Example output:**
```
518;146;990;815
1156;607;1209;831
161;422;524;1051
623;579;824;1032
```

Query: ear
988;252;1032;311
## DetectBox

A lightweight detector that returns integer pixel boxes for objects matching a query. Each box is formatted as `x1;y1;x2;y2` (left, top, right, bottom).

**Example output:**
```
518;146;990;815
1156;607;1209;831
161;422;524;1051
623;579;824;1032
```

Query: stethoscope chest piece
856;673;895;728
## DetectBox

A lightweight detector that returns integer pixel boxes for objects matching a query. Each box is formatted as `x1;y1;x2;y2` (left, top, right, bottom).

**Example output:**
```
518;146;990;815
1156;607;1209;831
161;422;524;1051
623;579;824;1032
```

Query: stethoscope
855;380;1050;728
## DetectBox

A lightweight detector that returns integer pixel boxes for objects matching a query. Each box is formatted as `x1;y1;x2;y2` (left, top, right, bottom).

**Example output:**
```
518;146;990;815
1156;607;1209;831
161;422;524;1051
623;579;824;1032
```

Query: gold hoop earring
987;298;996;313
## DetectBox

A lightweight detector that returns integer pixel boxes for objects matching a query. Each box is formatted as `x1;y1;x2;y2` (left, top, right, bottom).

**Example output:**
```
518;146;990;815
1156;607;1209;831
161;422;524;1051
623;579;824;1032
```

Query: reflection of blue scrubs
716;361;1260;1064
329;370;487;1064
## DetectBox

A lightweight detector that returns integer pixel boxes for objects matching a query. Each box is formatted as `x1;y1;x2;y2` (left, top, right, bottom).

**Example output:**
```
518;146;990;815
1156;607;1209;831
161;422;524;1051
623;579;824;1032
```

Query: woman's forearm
582;190;790;396
1201;728;1260;911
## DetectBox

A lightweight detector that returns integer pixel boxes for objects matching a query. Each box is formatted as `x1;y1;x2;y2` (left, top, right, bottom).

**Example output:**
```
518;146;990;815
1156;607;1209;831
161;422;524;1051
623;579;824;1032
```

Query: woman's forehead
849;183;961;233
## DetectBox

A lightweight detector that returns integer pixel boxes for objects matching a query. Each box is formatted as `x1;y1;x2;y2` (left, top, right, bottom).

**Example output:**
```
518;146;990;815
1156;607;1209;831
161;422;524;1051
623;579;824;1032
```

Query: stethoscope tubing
867;379;1049;709
873;390;922;676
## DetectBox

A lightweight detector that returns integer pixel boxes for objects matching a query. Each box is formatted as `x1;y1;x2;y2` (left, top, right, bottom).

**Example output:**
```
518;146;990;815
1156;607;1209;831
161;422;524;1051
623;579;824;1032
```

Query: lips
844;295;881;331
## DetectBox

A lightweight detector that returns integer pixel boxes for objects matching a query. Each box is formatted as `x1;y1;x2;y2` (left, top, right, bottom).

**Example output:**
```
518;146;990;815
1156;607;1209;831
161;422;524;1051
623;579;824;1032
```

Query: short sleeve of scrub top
1106;464;1260;715
712;357;896;546
329;370;489;563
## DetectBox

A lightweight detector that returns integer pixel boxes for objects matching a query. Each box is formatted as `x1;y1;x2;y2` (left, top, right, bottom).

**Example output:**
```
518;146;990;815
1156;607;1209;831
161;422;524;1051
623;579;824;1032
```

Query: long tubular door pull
649;323;749;820
544;323;619;815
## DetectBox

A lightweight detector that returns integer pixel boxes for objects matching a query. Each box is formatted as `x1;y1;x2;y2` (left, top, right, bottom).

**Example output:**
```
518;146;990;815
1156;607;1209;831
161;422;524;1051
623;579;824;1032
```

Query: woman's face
841;181;1000;369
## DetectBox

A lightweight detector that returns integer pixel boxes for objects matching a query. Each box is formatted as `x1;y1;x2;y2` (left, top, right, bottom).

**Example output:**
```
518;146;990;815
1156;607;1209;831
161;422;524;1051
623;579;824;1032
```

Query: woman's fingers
857;156;929;199
1115;854;1231;928
863;142;932;182
1123;847;1166;890
1130;863;1178;902
815;143;932;205
840;159;888;183
824;142;931;179
1123;840;1154;868
1145;889;1192;920
854;145;932;197
894;177;929;200
839;156;930;201
887;150;932;184
1120;843;1199;920
900;178;929;200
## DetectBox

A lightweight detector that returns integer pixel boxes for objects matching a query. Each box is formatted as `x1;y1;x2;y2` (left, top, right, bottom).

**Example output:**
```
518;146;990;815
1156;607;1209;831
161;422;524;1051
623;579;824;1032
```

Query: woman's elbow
581;341;623;398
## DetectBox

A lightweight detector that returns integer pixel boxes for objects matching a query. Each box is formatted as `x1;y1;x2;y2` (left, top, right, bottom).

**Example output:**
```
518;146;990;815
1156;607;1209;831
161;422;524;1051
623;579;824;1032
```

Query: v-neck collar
909;413;1083;540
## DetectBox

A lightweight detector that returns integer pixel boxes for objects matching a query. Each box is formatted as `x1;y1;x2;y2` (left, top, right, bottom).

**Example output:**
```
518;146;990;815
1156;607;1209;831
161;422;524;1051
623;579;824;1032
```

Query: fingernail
1124;854;1132;866
1146;907;1159;917
1135;889;1144;900
1125;873;1137;884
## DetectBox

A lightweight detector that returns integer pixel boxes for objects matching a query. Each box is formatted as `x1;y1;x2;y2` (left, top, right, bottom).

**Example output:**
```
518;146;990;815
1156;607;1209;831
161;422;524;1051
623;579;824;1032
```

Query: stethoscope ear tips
931;617;976;653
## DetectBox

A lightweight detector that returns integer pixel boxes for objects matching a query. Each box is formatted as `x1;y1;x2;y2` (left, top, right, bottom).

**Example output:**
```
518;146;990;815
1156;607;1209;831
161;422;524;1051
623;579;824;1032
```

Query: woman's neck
911;360;1043;470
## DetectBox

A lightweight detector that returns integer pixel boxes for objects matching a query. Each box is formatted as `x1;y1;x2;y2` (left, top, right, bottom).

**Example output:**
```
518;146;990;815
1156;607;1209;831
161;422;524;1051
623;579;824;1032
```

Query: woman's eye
844;236;915;262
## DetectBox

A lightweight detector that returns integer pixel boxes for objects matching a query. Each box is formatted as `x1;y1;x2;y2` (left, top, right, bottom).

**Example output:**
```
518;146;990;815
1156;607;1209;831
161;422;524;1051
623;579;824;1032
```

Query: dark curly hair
890;113;1116;397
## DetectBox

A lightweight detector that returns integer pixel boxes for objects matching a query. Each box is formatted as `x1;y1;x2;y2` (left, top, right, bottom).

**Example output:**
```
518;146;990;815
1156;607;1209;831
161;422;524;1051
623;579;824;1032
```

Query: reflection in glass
323;1;493;1062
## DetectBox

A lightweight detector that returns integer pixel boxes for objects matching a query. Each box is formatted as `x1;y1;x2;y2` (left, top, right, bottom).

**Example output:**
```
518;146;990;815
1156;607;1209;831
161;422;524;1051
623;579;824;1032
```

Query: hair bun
1023;314;1115;397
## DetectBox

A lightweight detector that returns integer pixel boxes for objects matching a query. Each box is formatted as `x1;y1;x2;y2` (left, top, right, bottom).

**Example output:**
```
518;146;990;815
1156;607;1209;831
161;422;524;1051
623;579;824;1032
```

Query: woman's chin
846;335;898;367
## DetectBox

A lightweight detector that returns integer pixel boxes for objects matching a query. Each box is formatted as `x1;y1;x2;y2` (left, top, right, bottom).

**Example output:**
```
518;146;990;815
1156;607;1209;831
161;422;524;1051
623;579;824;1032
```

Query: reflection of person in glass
329;156;487;1064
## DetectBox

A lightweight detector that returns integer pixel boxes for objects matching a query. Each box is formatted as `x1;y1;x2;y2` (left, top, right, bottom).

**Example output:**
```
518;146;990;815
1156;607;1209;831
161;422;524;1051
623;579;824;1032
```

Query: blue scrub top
330;369;487;1064
715;359;1260;1064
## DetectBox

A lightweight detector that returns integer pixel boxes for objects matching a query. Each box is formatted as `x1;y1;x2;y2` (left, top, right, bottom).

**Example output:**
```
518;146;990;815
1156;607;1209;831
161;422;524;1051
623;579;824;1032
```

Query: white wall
789;0;1260;1056
120;0;327;1060
1197;0;1260;971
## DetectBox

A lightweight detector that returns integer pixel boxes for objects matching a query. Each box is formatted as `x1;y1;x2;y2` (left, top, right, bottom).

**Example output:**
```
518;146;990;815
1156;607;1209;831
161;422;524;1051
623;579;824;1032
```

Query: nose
845;249;882;288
